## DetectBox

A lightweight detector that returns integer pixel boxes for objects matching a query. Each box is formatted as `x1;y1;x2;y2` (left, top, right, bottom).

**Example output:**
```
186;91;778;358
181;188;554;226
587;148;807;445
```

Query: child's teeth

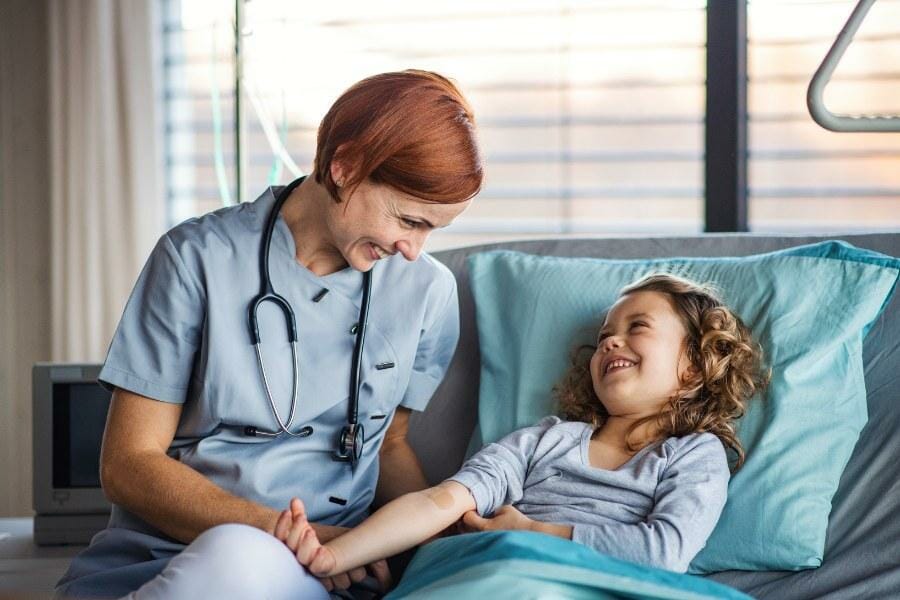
606;360;635;373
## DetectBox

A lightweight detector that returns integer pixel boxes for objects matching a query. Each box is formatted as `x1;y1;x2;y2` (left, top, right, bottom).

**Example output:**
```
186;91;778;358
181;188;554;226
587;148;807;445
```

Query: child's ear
678;359;702;398
678;352;699;378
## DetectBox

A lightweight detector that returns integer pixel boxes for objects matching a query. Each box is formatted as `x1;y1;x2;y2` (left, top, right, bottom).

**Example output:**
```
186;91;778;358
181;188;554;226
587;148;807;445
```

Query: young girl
275;273;767;588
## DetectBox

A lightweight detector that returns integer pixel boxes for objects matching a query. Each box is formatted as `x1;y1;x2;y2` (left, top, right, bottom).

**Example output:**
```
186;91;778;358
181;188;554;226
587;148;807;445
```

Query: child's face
589;290;695;419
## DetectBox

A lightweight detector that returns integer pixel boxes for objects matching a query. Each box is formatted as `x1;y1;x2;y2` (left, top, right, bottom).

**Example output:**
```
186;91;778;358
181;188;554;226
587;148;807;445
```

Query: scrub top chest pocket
356;321;402;440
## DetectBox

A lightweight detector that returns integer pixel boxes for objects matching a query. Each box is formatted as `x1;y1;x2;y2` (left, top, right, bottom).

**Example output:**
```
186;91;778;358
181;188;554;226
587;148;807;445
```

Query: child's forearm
323;480;476;575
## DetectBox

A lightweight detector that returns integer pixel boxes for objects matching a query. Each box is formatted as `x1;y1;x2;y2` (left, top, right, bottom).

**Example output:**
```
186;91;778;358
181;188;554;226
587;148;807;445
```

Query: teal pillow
466;241;899;573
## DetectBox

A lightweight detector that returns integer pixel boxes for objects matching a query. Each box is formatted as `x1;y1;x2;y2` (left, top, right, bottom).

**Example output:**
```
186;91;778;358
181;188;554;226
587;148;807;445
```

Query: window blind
748;0;900;232
162;0;900;246
163;0;707;250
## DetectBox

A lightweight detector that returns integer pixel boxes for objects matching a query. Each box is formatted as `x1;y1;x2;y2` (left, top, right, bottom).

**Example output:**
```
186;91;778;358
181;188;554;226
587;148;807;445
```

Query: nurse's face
327;177;471;271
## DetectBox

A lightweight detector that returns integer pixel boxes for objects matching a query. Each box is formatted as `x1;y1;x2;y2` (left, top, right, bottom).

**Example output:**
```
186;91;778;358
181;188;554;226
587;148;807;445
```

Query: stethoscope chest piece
335;423;365;466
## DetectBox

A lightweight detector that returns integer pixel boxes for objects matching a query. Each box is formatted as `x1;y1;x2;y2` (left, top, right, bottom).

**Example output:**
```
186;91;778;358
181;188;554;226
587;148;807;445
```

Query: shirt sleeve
447;417;559;517
98;233;206;404
399;272;460;411
570;433;730;573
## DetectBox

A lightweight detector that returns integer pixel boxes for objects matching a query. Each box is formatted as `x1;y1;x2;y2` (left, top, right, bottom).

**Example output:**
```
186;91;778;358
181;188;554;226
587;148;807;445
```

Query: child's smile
601;356;639;378
590;290;694;418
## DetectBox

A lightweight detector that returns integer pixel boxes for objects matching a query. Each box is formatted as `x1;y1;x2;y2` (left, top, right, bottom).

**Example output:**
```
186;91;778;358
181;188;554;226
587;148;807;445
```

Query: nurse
56;70;483;599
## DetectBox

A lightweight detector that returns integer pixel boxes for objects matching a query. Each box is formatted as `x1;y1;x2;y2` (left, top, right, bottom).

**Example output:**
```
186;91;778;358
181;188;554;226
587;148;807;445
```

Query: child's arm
307;481;476;577
281;418;560;580
316;417;558;574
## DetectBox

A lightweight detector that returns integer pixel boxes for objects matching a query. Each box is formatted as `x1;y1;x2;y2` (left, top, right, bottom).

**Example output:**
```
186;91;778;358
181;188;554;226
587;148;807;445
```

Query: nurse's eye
400;218;421;229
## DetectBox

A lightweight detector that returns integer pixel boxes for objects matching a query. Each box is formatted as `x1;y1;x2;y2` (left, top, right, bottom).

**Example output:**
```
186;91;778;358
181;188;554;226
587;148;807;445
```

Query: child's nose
601;335;623;353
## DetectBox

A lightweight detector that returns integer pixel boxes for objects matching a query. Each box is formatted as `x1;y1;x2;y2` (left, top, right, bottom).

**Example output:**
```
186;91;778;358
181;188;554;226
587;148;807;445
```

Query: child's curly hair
555;273;769;471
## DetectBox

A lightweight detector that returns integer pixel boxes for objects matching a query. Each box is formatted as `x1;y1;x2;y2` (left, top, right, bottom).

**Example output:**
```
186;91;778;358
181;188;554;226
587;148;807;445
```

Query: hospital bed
410;232;900;599
405;4;900;593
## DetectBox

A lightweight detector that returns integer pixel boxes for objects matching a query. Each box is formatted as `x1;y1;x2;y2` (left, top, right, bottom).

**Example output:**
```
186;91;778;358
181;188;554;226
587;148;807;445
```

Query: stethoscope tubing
348;270;372;427
246;176;370;464
253;339;302;436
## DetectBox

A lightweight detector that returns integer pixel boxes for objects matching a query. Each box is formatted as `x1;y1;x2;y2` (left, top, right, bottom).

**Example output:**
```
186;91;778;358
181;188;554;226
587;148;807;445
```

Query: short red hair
313;70;483;204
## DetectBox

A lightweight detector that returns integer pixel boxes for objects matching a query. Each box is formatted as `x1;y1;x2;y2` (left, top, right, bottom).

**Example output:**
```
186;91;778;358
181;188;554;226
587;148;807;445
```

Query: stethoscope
244;176;370;467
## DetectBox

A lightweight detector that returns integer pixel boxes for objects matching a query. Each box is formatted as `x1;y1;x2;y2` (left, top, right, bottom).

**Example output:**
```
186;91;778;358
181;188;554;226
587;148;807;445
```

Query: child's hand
461;505;535;533
272;499;336;570
274;498;386;592
273;498;324;561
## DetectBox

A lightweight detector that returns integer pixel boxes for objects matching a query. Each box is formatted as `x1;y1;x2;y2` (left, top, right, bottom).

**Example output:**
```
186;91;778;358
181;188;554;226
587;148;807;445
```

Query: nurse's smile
283;173;470;275
369;243;392;260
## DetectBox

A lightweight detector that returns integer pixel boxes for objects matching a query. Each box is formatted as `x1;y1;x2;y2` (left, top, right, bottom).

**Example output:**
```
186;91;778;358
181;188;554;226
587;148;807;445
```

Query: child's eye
631;322;647;330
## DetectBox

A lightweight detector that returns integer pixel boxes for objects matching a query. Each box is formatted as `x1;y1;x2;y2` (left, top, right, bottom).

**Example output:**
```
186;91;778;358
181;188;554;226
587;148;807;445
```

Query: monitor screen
52;382;110;488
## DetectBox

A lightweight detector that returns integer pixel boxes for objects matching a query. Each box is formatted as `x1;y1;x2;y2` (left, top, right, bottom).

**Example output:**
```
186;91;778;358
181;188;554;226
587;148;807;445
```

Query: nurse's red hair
313;70;483;204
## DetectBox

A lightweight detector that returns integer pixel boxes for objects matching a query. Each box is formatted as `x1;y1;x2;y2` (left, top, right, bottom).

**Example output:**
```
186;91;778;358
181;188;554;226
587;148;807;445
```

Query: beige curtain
0;0;163;517
49;0;164;362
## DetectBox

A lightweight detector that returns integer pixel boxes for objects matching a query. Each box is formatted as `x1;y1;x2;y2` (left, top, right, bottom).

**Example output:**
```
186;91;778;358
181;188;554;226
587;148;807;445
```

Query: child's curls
555;273;769;471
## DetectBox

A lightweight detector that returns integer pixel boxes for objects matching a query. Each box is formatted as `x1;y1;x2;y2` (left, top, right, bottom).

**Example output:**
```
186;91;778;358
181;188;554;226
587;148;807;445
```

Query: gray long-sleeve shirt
448;416;730;573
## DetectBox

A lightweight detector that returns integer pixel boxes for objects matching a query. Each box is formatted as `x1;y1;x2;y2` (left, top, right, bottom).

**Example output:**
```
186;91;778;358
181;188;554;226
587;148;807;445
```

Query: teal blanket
387;531;751;600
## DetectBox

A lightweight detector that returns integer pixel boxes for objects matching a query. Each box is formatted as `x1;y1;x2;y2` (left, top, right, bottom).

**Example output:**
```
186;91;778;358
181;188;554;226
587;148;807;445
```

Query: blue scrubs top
57;186;460;597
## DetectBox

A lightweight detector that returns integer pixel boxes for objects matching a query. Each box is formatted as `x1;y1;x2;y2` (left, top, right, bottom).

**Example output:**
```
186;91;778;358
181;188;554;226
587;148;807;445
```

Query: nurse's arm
100;387;288;543
314;481;476;576
375;407;430;506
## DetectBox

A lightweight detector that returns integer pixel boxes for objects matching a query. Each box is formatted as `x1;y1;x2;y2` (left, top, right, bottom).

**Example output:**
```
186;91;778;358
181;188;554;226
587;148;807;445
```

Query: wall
0;0;51;517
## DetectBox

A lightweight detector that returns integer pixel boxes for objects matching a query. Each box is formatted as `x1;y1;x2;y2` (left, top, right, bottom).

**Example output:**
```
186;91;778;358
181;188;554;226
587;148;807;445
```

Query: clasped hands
273;497;536;593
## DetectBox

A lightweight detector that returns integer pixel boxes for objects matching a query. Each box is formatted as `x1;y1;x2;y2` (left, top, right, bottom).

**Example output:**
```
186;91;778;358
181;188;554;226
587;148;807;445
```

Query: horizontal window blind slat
164;116;705;132
168;187;703;201
750;187;900;198
752;33;900;46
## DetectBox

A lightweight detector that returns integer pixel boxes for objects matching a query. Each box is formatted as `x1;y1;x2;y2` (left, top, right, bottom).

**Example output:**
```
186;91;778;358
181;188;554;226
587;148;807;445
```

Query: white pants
122;523;330;600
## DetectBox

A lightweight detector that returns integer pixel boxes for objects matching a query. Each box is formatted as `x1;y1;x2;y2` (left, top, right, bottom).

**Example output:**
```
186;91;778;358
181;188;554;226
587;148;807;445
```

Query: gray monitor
32;363;111;545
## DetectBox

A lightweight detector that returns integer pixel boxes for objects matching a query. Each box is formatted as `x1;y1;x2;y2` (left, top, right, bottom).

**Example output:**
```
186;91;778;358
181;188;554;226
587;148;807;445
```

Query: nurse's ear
330;159;347;189
329;145;360;191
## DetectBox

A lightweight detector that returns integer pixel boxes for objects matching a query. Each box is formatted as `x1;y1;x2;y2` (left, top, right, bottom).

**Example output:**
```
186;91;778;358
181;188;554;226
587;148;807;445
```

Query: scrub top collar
263;185;372;303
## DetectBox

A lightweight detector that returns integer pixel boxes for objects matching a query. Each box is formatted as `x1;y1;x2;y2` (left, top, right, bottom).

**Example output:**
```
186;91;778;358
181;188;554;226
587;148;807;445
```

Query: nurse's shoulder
152;201;264;282
166;201;262;254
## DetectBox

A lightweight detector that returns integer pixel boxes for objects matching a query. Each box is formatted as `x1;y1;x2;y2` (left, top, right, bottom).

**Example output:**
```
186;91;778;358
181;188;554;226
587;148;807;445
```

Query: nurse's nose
395;233;427;261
